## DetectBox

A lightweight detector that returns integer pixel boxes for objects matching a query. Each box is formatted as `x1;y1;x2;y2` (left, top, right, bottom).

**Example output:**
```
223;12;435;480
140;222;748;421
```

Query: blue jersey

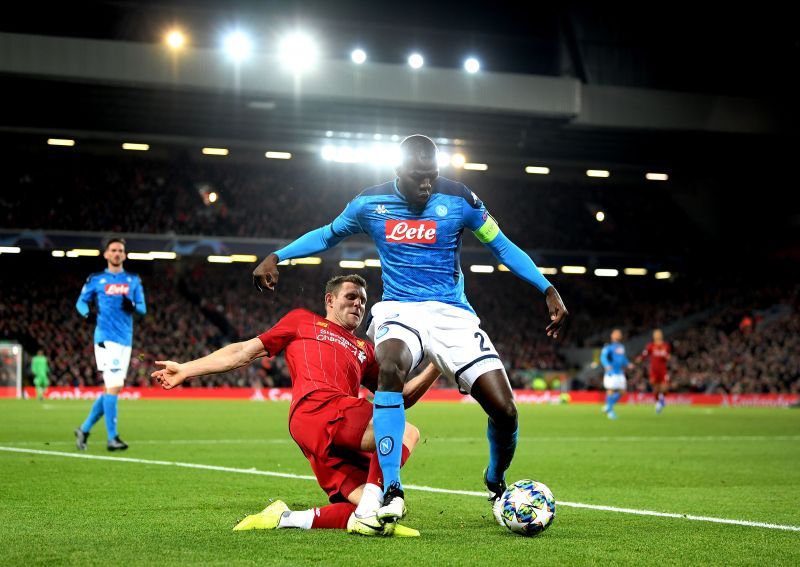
601;342;630;375
330;177;490;312
273;176;552;314
76;270;146;346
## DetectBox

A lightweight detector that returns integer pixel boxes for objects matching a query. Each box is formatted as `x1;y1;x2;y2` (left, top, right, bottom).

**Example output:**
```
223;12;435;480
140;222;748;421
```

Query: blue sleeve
458;185;489;231
76;277;95;317
459;187;551;294
134;277;147;315
600;346;612;367
273;225;344;262
330;198;364;238
273;199;362;261
483;231;552;293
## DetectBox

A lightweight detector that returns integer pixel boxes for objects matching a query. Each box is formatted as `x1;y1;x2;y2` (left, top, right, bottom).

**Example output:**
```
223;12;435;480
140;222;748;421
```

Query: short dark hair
104;237;126;251
325;274;367;297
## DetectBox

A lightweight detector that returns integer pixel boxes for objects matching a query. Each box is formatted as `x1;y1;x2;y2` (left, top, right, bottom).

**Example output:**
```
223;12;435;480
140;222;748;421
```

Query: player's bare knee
403;423;420;450
377;359;407;391
492;400;518;430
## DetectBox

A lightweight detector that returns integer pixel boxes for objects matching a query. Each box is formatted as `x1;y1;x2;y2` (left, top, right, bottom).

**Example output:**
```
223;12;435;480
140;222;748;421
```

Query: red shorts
289;391;373;503
649;371;669;385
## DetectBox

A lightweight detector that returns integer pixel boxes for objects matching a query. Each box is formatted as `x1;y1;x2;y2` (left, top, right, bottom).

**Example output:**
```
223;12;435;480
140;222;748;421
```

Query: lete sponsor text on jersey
105;283;130;295
385;220;437;243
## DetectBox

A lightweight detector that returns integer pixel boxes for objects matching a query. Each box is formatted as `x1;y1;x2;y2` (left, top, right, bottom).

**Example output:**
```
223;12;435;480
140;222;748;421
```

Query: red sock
311;502;356;529
367;444;410;488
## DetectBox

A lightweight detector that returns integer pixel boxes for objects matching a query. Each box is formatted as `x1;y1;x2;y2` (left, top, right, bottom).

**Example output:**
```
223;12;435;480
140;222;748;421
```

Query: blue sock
486;419;518;484
373;391;405;493
103;394;119;441
81;395;105;433
607;392;621;410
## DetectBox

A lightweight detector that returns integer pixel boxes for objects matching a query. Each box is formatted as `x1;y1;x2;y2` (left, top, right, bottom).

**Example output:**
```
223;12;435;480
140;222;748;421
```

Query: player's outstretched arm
151;338;267;389
478;225;569;338
402;363;442;408
253;226;345;291
253;200;364;291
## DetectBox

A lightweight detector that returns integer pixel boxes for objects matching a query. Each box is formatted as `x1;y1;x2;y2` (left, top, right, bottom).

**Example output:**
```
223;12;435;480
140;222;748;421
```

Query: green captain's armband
473;215;500;243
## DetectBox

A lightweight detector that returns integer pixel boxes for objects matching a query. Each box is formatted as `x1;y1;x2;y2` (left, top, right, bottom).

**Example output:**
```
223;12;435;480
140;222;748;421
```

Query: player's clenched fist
151;360;187;389
253;253;281;292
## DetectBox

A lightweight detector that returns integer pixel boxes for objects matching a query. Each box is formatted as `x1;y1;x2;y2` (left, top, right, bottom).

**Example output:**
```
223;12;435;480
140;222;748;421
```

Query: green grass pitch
1;399;799;566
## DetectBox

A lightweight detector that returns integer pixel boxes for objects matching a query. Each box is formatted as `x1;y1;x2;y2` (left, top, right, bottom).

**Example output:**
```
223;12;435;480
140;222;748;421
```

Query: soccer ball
499;479;556;536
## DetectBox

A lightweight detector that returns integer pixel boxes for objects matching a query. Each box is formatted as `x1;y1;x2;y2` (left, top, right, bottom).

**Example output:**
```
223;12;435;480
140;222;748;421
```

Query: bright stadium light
149;251;177;260
70;249;100;257
525;166;550;175
223;31;253;62
655;271;672;280
351;48;367;64
127;252;155;261
279;32;318;73
437;152;451;168
165;30;186;50
451;153;466;168
202;147;229;156
497;264;510;272
291;257;322;265
47;138;75;147
463;162;488;171
594;268;619;277
624;268;648;276
208;255;234;264
208;192;218;203
51;250;66;257
646;172;669;181
339;260;365;269
231;255;258;263
265;151;292;160
0;246;21;253
122;143;149;151
587;169;610;178
561;266;587;274
596;211;605;222
408;53;424;69
539;267;558;275
470;265;495;273
364;259;381;267
464;57;480;73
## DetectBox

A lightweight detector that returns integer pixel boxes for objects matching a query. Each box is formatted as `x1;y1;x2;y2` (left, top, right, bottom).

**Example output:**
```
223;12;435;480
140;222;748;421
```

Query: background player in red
638;329;672;414
152;274;440;536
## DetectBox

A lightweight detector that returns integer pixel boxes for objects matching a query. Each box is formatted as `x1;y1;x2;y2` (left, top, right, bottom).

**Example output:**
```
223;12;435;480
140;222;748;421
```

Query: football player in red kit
152;274;439;536
638;329;671;413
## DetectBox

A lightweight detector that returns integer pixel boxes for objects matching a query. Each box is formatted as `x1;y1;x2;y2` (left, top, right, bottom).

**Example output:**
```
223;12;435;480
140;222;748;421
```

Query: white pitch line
0;439;294;446
438;435;800;443
1;446;799;533
5;435;798;447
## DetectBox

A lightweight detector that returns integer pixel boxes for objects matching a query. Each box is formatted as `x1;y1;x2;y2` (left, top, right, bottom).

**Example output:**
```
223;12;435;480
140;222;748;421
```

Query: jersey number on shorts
474;332;491;352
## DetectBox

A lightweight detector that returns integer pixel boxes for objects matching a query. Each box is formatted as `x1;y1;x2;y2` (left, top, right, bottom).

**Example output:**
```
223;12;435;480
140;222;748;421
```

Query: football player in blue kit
74;238;147;451
252;135;568;526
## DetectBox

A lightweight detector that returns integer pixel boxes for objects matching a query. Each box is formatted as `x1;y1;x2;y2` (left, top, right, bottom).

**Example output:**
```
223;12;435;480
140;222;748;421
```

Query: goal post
0;342;23;398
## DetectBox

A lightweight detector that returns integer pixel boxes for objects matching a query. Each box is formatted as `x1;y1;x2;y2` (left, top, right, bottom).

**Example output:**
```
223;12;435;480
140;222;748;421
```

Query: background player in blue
600;329;633;420
253;135;568;527
74;238;146;451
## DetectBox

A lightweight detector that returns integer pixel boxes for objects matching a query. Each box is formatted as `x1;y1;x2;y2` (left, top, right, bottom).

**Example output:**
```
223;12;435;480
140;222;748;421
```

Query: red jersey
258;309;378;417
641;342;671;375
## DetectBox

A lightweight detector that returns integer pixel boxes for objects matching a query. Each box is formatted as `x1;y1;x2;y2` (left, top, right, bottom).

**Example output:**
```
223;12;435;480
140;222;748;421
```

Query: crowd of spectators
1;256;797;394
0;148;795;393
1;149;698;254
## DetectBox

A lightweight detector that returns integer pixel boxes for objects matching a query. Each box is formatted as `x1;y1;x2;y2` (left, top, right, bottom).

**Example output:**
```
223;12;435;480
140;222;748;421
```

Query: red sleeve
258;310;301;356
361;343;379;393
